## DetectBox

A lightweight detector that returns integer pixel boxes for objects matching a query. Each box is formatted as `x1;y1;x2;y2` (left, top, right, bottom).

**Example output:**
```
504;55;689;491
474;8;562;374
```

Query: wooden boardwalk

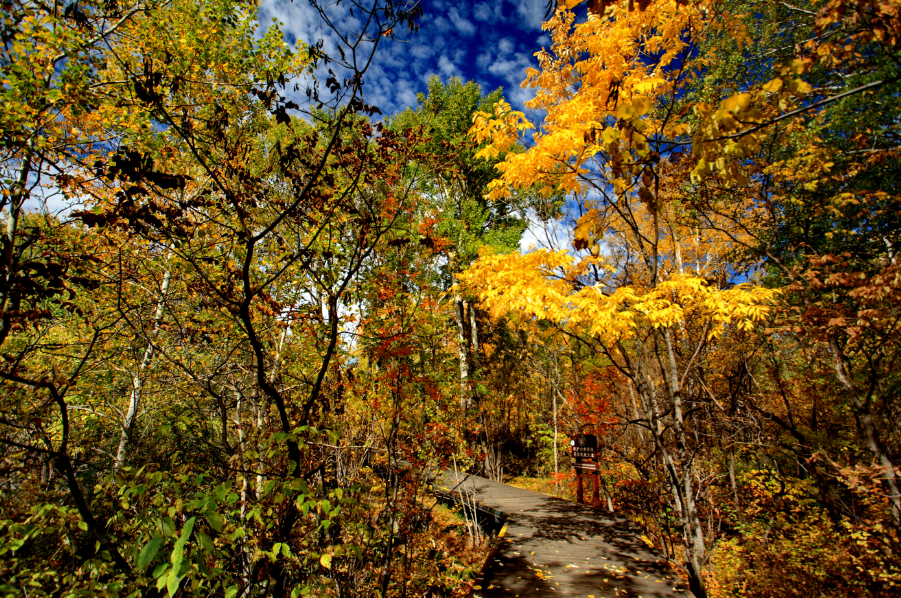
439;472;686;598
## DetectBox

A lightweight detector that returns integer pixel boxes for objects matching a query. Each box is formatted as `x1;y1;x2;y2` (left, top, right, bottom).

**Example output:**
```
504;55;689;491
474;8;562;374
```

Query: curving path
438;472;687;598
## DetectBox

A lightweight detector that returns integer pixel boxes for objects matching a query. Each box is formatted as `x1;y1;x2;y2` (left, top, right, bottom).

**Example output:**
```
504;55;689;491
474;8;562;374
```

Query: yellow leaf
634;77;664;94
721;92;752;114
617;103;635;119
761;78;783;93
789;79;813;97
632;97;651;117
602;127;619;145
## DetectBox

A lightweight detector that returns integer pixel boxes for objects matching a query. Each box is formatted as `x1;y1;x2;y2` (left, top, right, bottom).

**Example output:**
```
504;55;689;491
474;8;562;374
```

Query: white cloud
437;55;462;78
255;0;549;118
448;8;476;36
513;0;548;31
476;51;493;72
508;85;537;111
536;34;551;47
487;52;533;83
409;44;434;60
473;2;502;23
431;16;452;34
518;209;570;252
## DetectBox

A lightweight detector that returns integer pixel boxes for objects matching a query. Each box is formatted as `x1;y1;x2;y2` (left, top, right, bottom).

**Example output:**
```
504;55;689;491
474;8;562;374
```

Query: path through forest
439;473;686;598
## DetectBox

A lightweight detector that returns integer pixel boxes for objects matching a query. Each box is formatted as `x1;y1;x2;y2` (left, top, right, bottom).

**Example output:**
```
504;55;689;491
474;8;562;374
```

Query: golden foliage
459;249;777;342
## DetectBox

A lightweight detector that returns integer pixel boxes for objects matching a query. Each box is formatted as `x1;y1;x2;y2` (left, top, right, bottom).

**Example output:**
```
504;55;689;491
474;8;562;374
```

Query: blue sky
29;1;557;218
258;0;554;117
255;0;571;253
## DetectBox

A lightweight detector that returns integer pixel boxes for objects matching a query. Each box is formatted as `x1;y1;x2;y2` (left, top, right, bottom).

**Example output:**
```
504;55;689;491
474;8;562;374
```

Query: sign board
575;461;597;473
571;434;601;509
571;434;598;461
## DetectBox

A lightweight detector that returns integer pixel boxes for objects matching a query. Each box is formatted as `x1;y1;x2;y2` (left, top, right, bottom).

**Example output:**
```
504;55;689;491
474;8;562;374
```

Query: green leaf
270;542;284;561
204;510;223;533
138;538;163;572
170;516;196;574
224;586;239;598
166;567;181;598
320;553;332;569
196;532;215;554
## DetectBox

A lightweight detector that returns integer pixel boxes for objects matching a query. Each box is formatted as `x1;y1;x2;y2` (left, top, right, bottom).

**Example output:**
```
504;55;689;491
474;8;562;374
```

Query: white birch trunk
114;260;173;472
453;295;470;409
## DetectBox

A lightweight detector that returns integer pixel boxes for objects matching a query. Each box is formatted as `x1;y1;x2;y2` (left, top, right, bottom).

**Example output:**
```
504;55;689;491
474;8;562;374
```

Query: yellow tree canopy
459;248;778;343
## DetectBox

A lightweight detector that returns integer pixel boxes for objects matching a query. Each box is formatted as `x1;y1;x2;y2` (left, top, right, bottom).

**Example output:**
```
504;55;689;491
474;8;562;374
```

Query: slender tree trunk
469;301;480;374
664;329;708;598
235;388;253;591
0;141;33;348
553;386;560;495
601;476;614;512
453;294;470;409
255;388;265;499
627;382;647;444
236;389;248;519
828;336;901;527
631;339;708;598
114;260;173;472
728;445;742;521
255;327;288;497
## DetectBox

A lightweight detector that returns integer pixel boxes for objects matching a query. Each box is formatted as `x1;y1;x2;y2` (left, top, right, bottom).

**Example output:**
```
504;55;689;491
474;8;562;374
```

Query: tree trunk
0;140;33;348
630;339;708;598
454;294;471;409
469;301;480;374
114;261;173;472
236;389;248;520
553;387;560;495
255;327;288;497
828;336;901;527
728;445;742;522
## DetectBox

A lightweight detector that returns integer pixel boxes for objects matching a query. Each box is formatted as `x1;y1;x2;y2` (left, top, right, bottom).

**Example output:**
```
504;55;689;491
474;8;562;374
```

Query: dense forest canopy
1;1;899;597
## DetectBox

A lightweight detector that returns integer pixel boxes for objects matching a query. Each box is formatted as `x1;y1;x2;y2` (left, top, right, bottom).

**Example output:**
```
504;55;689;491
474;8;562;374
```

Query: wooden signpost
571;433;600;509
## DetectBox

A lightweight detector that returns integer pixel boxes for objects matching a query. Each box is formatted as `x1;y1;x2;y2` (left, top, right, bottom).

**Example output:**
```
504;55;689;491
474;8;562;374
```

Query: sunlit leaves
459;249;778;343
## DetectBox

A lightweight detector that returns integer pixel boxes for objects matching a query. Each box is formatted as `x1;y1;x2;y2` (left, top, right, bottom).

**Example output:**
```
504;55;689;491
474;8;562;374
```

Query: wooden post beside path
572;433;601;509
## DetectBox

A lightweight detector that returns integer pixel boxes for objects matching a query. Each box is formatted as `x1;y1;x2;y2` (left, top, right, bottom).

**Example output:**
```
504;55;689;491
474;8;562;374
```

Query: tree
389;77;541;480
1;0;437;595
463;0;901;595
390;77;527;407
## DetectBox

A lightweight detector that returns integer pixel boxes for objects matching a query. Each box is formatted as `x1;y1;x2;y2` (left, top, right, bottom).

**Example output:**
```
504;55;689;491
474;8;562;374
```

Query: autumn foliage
462;0;901;596
1;1;900;597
